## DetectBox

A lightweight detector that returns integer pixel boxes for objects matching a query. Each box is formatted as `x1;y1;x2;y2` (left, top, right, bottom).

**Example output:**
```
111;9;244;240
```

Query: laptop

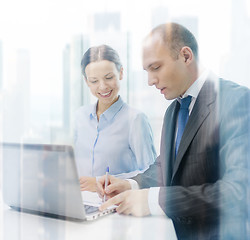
1;142;116;221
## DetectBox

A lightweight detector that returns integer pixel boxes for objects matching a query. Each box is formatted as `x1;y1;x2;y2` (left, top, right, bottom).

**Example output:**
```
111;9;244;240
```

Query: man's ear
180;47;193;64
119;67;124;80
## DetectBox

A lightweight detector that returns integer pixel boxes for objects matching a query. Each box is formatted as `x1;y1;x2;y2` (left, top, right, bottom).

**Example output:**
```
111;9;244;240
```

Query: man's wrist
148;187;165;216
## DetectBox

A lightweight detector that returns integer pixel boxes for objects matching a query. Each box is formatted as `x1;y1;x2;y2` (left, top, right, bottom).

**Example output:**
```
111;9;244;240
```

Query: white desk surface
0;197;177;240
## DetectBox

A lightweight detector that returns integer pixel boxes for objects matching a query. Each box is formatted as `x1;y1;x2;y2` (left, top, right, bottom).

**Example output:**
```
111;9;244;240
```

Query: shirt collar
177;68;209;102
89;96;124;121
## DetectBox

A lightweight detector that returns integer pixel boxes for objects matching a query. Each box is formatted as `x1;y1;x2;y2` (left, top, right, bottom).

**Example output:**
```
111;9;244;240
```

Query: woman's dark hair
81;44;122;78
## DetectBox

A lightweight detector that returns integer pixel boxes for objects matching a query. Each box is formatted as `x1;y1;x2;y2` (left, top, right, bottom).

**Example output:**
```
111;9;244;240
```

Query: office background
0;0;250;195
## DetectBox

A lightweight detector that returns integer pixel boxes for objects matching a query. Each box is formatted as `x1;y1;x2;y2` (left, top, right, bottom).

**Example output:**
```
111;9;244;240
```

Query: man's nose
148;74;158;86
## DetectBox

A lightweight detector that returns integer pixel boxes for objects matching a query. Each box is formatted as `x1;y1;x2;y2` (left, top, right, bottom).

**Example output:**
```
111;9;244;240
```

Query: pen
103;166;109;202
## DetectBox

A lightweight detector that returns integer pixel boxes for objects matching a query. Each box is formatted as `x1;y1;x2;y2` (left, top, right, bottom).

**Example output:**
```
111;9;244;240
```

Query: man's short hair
151;22;199;60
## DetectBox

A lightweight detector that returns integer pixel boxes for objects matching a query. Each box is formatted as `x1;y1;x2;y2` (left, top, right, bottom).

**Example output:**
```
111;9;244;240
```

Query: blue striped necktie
175;95;192;157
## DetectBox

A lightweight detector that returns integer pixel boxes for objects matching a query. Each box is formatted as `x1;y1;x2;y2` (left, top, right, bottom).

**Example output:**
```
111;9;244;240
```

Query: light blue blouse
74;96;156;179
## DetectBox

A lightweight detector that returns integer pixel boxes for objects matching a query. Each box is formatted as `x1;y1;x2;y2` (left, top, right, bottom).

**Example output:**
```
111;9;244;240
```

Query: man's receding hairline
150;23;173;39
143;23;176;49
143;22;199;60
143;30;166;49
142;25;176;58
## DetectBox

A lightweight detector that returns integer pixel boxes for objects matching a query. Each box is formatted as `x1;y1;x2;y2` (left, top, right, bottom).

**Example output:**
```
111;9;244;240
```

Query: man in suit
98;22;250;239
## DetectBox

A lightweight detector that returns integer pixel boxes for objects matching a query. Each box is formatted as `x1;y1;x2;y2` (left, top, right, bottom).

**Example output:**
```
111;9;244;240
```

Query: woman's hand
79;176;97;192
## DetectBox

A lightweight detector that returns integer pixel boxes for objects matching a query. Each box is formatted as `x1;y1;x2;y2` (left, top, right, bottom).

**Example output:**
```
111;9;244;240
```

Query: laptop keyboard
84;205;100;214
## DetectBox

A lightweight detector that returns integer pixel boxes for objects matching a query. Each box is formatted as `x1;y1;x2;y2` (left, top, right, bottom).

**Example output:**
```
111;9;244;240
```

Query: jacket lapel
171;79;217;181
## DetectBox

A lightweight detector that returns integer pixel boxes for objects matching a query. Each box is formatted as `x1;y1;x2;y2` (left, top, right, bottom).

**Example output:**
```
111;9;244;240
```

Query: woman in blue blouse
75;45;156;191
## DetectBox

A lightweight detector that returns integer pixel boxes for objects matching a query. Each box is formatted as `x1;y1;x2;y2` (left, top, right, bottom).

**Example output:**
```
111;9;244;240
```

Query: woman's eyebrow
87;77;98;80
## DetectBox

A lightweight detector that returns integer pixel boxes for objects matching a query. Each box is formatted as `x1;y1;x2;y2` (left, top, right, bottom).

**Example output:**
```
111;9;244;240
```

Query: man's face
142;34;192;100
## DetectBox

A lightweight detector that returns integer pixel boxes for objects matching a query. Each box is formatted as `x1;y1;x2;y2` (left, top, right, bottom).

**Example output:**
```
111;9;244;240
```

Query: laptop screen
2;143;86;220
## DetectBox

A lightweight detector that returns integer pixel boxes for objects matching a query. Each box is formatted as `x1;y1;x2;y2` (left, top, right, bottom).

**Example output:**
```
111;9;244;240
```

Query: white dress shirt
130;69;209;215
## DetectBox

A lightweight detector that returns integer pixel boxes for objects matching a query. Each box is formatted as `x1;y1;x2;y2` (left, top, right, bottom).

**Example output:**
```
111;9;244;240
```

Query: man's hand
99;189;150;217
96;175;131;199
79;176;97;192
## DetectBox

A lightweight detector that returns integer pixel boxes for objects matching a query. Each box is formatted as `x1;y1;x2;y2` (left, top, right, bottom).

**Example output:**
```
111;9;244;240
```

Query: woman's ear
180;47;193;64
119;67;124;80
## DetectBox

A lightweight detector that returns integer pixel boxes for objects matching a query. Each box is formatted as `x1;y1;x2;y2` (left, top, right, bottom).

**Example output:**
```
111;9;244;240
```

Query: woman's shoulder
75;104;95;117
122;103;148;121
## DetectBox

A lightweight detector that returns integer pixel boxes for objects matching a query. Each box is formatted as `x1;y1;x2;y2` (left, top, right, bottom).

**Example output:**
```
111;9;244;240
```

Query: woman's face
85;60;123;107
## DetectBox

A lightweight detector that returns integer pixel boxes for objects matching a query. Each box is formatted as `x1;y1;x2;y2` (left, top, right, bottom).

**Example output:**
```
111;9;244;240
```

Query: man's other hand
99;189;150;217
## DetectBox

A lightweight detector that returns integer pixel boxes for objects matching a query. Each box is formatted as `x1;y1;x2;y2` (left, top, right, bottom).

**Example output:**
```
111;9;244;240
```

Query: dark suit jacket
133;73;250;240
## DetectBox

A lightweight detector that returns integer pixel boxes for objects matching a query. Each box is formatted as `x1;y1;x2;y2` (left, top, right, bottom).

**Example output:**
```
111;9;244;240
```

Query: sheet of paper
81;191;103;207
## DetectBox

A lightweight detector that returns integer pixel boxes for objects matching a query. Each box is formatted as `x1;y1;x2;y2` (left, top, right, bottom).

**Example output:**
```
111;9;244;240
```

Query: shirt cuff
96;176;101;181
148;187;166;216
126;179;139;190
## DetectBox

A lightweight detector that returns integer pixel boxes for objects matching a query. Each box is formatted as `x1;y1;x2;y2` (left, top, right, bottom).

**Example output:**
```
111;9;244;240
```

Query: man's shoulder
218;78;250;105
199;73;249;105
219;78;249;93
